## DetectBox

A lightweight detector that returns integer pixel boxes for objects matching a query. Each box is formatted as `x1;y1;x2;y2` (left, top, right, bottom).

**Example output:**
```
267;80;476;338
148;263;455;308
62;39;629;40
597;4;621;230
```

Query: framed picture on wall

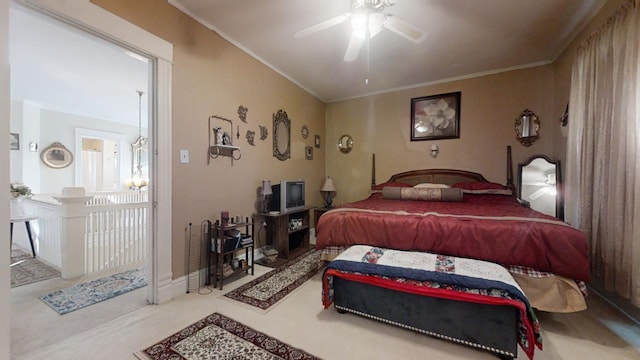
305;146;313;160
315;134;321;148
41;142;74;169
410;92;461;141
10;133;19;150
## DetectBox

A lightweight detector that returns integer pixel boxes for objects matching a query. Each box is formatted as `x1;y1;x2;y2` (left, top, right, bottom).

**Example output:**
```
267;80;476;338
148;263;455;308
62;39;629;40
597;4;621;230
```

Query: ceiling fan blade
528;188;548;200
294;13;350;38
344;33;365;62
383;15;426;43
523;181;548;186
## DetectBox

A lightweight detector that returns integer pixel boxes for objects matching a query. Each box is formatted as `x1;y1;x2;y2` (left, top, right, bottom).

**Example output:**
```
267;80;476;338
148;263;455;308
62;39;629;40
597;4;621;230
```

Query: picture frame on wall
10;133;19;150
315;134;321;148
41;142;74;169
410;91;461;141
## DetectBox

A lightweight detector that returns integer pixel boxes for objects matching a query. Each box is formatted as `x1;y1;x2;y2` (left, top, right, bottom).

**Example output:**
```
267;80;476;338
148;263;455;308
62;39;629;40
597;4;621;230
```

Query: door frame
74;128;127;190
19;0;174;304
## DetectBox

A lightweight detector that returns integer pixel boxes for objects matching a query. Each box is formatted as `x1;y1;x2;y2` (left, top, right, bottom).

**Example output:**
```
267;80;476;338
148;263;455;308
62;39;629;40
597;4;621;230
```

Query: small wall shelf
208;115;241;165
209;145;240;159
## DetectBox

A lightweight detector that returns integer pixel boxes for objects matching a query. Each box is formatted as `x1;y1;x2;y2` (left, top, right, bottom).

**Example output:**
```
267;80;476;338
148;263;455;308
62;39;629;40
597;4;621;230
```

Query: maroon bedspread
315;193;590;282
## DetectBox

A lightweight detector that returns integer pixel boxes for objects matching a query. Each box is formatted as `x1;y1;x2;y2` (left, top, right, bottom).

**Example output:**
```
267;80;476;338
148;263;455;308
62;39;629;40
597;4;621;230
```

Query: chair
10;215;37;257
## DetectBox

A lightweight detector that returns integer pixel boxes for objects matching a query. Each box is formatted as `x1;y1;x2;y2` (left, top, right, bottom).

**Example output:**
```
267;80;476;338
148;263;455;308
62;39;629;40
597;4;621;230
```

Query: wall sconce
430;144;439;158
260;180;272;213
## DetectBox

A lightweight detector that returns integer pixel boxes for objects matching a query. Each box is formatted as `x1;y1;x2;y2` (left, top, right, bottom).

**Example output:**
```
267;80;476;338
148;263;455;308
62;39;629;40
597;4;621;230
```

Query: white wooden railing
15;188;149;279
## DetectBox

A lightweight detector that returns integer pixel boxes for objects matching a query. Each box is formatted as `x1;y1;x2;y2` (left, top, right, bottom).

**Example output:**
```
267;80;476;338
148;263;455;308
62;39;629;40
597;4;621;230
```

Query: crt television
269;180;305;213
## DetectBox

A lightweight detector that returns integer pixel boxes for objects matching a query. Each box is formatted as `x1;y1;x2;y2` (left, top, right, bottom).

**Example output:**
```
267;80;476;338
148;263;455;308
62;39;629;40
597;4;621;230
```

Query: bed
316;149;589;313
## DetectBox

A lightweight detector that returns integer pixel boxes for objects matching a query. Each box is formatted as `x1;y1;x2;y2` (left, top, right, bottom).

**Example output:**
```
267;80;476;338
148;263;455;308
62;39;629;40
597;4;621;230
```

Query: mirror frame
514;109;540;147
41;142;74;169
518;154;564;220
338;134;353;153
273;109;291;161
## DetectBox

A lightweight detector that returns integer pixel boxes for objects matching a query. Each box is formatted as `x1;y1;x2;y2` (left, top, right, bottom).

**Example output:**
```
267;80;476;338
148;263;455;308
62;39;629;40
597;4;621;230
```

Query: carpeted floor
223;249;324;311
11;249;61;288
39;267;147;315
135;312;322;360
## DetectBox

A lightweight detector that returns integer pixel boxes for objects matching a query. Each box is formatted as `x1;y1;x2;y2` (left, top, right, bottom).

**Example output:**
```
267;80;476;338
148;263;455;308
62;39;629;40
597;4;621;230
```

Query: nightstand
313;207;330;228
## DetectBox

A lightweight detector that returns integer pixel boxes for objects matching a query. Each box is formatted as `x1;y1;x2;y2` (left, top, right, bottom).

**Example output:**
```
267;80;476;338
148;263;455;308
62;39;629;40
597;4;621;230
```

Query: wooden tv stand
261;207;313;262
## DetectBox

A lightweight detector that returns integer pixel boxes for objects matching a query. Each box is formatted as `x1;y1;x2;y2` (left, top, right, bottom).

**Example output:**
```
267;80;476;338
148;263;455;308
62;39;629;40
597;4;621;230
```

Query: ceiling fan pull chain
365;12;371;85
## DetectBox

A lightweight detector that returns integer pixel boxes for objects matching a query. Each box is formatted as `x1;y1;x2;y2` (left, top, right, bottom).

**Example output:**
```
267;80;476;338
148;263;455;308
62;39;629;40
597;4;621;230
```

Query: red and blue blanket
322;245;543;359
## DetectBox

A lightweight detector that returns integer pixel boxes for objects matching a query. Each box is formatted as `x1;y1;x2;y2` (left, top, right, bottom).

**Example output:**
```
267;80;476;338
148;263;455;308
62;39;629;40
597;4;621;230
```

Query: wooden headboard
371;146;515;192
388;169;488;186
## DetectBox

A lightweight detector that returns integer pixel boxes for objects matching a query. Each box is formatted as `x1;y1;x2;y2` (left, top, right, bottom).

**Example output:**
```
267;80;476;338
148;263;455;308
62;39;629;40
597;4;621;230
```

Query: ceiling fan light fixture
351;12;385;38
295;0;424;63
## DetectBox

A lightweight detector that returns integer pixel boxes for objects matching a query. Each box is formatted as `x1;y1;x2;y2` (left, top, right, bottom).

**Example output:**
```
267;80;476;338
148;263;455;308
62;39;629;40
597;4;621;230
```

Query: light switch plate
179;149;189;163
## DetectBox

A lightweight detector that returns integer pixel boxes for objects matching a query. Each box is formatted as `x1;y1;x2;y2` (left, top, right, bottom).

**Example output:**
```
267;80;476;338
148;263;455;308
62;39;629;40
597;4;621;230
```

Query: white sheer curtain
565;0;640;305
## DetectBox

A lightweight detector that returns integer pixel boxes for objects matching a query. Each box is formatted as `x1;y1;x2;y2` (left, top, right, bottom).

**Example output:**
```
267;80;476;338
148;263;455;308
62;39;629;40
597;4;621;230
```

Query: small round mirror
338;134;353;154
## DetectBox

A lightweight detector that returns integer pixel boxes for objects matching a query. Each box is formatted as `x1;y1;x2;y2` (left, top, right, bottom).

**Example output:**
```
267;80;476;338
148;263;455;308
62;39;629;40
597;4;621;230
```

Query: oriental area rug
135;312;321;360
39;267;147;315
224;248;324;311
11;249;61;288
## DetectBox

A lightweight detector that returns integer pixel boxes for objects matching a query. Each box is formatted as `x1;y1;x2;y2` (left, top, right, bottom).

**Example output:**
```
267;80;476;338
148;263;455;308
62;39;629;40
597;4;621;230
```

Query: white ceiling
10;6;149;126
8;0;605;123
170;0;605;103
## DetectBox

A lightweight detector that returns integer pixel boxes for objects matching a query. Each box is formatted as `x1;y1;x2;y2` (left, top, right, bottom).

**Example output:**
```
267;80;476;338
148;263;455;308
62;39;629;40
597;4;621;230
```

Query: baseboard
157;247;266;303
588;284;640;327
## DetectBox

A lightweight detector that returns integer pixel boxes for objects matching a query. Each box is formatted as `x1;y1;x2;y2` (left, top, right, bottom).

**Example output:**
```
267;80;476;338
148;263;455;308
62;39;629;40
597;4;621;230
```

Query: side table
313;207;330;228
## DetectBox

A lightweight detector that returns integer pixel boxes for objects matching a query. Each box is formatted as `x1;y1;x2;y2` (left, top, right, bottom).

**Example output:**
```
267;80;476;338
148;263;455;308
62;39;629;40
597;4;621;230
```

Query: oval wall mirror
514;109;540;147
518;155;563;220
338;134;353;153
273;109;291;161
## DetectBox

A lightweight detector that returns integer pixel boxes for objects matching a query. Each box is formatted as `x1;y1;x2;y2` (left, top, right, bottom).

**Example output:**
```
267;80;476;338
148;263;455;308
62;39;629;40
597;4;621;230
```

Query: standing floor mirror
518;155;564;220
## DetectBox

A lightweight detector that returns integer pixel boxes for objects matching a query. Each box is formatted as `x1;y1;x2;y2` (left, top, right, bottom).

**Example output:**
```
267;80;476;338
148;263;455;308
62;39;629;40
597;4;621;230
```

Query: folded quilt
322;245;542;359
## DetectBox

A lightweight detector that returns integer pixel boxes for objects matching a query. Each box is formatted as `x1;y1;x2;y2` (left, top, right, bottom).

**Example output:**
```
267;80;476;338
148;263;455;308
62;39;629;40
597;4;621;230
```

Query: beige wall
326;66;556;204
92;0;629;281
93;0;326;278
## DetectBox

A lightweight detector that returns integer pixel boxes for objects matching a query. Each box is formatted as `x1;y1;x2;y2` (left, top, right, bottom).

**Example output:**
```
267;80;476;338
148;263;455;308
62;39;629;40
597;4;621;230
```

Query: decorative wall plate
301;125;309;139
246;130;255;146
238;105;248;123
259;125;268;140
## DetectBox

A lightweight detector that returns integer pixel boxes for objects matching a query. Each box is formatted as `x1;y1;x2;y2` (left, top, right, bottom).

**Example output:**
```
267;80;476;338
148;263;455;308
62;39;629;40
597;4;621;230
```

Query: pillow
382;187;463;202
452;181;513;195
413;183;450;189
371;181;412;191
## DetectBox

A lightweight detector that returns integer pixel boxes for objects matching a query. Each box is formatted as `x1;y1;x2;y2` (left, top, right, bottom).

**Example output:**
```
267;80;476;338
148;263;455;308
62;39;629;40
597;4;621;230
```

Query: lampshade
320;177;336;192
261;180;272;195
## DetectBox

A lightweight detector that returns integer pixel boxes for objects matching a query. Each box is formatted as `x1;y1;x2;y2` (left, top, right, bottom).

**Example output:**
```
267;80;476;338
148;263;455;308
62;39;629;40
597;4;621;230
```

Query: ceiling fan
294;0;426;62
523;174;557;200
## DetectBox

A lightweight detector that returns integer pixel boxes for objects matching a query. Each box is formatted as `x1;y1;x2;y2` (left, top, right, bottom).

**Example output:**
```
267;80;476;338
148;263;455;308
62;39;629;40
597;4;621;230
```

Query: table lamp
261;180;272;213
320;176;336;209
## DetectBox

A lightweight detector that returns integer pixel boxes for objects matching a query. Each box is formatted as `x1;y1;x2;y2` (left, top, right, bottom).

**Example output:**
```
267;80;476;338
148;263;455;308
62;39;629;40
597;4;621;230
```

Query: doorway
75;128;128;192
8;4;155;356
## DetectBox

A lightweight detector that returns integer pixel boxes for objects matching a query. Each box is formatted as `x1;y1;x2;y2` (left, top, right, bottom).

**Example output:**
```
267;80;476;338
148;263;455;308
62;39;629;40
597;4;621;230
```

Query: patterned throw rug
39;267;147;315
224;249;324;311
11;249;61;288
136;312;321;360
